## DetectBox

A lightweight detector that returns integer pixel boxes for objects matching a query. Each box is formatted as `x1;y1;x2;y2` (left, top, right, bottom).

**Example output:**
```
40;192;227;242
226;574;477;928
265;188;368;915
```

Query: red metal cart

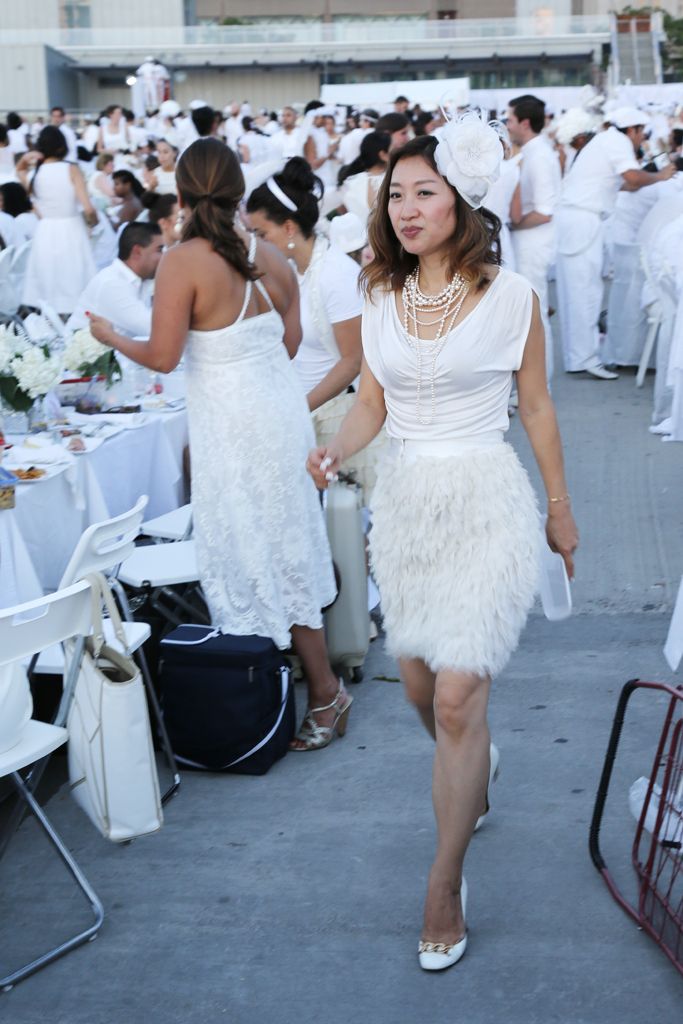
589;679;683;976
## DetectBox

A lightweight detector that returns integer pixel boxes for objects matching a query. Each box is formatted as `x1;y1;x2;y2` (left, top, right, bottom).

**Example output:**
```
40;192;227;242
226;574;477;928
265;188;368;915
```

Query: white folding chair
0;246;18;314
602;242;647;368
117;538;203;629
142;503;193;542
35;300;67;342
0;581;103;991
31;496;181;804
9;241;31;299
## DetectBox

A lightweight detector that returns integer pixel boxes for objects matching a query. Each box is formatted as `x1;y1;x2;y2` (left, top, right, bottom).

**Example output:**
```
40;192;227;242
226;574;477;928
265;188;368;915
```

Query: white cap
160;100;180;118
329;213;367;254
189;99;209;111
611;106;650;129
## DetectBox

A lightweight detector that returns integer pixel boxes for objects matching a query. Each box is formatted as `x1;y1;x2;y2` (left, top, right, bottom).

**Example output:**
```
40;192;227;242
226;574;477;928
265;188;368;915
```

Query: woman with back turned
89;138;353;750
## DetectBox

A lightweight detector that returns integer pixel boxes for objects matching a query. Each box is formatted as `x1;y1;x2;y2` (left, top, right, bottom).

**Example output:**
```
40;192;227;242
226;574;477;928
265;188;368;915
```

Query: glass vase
27;396;48;434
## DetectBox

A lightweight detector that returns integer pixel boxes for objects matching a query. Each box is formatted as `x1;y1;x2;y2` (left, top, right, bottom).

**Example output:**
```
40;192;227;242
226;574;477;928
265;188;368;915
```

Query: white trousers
555;209;605;372
511;229;554;380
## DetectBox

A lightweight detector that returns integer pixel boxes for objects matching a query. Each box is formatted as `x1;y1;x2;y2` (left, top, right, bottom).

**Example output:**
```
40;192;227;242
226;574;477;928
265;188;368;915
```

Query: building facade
0;2;672;114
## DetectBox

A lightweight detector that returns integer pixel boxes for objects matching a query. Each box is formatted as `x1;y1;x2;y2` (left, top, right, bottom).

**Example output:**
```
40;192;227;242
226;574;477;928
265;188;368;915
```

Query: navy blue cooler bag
159;627;295;775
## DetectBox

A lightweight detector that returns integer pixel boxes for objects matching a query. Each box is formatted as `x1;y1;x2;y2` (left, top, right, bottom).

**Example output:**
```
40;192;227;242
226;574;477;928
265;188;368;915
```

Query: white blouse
362;269;533;442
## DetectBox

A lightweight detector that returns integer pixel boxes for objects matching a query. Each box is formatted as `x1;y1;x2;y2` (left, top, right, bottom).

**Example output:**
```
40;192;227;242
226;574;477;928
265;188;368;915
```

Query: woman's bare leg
421;670;491;944
400;656;436;739
289;624;348;749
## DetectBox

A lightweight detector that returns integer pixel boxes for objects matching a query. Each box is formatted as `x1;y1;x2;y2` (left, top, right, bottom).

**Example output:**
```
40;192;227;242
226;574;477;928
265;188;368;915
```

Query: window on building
59;1;91;28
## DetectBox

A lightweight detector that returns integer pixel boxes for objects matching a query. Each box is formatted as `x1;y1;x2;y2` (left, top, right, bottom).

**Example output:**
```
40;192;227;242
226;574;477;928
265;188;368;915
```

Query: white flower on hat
434;110;506;210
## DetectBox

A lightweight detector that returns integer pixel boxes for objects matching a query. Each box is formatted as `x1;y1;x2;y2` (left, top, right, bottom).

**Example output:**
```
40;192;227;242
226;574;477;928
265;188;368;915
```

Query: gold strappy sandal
290;682;353;751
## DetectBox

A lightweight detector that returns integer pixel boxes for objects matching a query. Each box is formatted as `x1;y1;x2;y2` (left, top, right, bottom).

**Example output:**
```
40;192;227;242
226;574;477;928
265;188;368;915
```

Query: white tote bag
67;573;163;842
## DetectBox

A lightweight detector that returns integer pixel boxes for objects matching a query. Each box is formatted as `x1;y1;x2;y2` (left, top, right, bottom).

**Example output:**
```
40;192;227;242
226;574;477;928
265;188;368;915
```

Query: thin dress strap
248;234;275;311
233;233;258;324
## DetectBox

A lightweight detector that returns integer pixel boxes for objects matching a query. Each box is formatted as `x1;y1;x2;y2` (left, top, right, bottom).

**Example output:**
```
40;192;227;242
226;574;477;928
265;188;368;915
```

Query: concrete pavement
1;363;682;1022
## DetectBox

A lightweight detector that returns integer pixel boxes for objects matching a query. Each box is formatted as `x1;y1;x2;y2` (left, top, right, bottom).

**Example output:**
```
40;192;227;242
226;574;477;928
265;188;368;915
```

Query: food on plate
67;437;87;453
13;467;46;481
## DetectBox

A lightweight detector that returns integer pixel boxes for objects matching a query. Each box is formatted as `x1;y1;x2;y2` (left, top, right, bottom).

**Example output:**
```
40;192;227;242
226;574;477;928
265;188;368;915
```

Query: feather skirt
369;443;541;678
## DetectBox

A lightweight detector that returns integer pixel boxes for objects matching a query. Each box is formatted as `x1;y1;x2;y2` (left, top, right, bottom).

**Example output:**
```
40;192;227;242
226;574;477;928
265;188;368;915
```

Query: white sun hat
329;213;367;254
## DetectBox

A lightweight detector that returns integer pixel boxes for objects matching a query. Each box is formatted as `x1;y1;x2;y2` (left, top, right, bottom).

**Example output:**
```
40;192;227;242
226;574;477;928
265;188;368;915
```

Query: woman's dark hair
0;124;7;146
241;115;266;137
191;106;215;138
6;112;22;131
176;137;256;280
337;130;391;187
145;154;160;171
246;156;323;239
0;182;31;216
375;112;410;136
361;135;501;299
141;190;177;223
671;127;683;150
112;169;145;198
413;111;434;137
36;125;68;160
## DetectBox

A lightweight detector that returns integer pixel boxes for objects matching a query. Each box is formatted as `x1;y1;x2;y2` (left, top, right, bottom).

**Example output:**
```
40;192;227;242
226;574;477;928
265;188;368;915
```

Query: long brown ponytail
175;137;257;281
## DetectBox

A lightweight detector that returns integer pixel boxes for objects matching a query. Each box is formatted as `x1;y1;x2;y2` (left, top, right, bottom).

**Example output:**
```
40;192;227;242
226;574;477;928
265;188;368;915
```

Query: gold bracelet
548;494;570;504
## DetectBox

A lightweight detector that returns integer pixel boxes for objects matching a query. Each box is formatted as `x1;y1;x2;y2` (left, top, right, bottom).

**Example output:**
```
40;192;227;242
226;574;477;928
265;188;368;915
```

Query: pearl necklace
401;268;469;426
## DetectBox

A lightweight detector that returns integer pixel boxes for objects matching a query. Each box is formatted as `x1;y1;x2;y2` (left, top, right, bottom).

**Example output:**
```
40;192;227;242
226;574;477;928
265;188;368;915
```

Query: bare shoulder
252;236;294;284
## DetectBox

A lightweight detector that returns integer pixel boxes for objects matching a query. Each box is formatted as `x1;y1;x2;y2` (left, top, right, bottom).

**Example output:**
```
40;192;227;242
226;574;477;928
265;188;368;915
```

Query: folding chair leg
636;320;659;388
110;581;180;806
0;773;104;991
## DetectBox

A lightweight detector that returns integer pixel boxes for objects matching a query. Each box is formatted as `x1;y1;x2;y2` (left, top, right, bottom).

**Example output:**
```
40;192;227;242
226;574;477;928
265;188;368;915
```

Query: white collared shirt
559;126;640;217
66;258;153;337
519;134;561;220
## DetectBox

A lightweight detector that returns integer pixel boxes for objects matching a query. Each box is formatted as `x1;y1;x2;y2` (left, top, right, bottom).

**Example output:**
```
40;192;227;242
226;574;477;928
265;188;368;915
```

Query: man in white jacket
506;94;561;381
555;106;676;379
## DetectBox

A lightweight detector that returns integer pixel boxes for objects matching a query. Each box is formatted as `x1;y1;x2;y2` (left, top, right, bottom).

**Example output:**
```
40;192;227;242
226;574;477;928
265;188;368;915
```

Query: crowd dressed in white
1;91;682;427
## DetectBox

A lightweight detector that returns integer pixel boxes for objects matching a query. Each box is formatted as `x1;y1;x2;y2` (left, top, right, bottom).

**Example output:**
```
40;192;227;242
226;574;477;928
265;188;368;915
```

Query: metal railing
0;16;613;52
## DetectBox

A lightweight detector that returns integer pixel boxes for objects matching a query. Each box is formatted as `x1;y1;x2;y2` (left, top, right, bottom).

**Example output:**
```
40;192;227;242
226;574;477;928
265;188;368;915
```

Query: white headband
266;177;297;213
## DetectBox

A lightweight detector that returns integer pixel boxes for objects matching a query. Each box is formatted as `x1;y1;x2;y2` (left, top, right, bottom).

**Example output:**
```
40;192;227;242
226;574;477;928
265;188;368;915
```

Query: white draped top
361;269;533;442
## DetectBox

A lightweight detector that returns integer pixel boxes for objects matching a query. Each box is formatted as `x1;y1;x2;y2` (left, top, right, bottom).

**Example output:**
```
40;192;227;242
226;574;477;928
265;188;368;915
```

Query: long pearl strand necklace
401;267;469;426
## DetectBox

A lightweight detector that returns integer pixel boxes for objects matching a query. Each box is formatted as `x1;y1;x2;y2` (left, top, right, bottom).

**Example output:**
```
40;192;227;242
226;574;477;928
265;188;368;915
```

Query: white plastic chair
602;242;648;367
0;581;104;991
117;538;202;628
31;496;181;803
142;503;193;542
0;245;18;314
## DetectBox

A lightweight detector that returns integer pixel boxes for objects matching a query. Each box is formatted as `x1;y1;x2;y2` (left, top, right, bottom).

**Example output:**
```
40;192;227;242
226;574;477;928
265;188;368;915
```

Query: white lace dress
184;246;337;649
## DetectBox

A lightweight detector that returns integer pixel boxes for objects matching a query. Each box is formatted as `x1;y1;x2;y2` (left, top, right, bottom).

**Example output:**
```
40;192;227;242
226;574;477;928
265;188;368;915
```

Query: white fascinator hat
433;109;508;210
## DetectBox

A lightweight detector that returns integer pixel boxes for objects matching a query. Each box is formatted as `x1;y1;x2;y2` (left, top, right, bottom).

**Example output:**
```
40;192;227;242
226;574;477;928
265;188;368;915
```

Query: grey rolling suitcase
324;480;370;682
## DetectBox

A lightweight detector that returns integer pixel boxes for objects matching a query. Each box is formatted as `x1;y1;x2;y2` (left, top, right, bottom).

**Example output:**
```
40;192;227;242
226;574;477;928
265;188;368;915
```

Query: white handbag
67;572;163;842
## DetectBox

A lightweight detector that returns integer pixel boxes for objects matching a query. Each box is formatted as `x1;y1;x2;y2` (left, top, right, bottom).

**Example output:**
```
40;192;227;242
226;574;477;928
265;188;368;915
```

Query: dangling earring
287;238;295;250
175;209;185;235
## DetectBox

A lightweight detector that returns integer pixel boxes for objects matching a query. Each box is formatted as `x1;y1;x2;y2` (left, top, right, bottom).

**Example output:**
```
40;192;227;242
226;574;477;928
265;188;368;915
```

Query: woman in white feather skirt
307;124;578;971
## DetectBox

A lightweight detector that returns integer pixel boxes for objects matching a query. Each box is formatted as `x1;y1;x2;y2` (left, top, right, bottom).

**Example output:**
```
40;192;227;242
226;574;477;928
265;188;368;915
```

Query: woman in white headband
248;156;384;749
307;118;578;970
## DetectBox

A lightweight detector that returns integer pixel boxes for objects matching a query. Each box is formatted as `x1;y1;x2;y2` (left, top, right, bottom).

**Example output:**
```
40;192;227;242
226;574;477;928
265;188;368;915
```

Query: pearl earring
175;209;185;234
287;239;295;250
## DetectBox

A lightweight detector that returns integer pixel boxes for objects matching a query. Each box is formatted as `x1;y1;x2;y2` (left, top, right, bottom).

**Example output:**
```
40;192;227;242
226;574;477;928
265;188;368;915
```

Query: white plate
8;464;67;484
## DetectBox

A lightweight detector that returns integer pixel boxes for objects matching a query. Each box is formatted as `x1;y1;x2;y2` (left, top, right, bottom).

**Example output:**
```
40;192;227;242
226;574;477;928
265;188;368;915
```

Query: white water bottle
539;524;572;621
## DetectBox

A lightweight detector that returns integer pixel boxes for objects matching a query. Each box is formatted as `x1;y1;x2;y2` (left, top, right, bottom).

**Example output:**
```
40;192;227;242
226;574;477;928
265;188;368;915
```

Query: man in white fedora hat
555;106;676;379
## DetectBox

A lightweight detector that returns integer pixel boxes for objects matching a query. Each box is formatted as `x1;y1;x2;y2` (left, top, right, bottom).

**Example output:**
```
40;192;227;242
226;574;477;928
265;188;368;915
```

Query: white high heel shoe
418;878;468;971
474;742;500;832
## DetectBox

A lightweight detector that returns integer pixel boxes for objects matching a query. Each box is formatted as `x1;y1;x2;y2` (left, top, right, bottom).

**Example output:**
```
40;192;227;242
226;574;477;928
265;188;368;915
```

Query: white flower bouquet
0;323;63;413
434;110;507;210
63;328;121;387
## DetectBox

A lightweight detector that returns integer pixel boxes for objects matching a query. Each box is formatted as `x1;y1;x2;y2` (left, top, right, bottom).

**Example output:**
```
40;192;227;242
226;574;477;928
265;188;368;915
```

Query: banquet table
0;407;188;609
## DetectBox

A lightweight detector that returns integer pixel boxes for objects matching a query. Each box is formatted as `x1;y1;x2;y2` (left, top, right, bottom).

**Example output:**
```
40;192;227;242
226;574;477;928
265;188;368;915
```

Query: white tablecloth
0;409;188;608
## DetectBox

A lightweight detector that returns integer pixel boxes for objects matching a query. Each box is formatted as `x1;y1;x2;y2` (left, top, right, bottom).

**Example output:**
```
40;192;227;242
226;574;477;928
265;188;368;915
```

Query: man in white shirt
269;106;306;161
49;106;78;163
555;107;676;379
222;102;243;152
67;222;163;337
506;94;561;380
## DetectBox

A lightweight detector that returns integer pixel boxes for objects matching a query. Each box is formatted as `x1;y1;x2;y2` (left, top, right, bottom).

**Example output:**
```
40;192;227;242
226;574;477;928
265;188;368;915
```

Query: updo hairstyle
245;156;323;239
